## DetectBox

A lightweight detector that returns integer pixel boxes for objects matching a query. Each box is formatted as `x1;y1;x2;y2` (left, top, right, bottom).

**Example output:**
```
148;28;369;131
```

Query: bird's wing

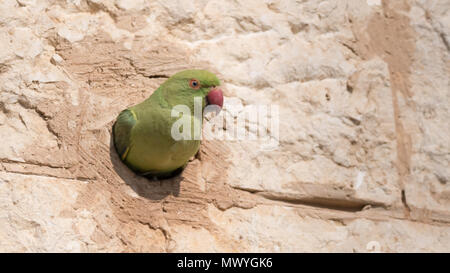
113;109;137;161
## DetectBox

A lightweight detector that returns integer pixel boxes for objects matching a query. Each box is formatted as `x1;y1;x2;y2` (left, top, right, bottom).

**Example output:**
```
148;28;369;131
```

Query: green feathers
113;109;137;161
112;69;222;179
158;70;220;111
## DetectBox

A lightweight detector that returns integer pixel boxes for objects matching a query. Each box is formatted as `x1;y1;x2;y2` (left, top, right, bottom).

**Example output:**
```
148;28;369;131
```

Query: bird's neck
142;87;206;119
141;87;169;109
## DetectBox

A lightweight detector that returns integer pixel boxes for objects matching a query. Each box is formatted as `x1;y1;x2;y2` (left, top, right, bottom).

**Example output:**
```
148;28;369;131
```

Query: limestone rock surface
0;0;449;252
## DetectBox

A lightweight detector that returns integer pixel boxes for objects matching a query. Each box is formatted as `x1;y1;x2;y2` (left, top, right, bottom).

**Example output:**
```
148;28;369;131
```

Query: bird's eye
189;79;200;90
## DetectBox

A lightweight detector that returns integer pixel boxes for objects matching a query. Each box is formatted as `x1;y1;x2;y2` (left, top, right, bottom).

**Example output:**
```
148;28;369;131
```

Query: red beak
206;88;223;108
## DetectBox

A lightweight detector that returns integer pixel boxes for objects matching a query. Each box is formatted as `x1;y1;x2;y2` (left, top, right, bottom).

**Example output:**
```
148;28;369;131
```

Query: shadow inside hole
109;135;182;200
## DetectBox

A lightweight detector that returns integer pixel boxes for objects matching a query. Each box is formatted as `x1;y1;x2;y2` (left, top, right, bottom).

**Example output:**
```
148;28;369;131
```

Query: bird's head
160;69;223;113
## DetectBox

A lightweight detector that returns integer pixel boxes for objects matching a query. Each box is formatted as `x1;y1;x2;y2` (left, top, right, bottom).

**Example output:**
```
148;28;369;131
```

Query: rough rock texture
0;0;449;252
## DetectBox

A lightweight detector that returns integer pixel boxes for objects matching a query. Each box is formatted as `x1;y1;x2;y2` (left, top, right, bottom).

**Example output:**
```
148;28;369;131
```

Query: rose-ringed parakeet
113;69;224;179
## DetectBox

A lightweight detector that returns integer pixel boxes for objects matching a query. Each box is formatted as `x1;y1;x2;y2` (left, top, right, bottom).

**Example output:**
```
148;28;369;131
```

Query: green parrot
113;69;224;179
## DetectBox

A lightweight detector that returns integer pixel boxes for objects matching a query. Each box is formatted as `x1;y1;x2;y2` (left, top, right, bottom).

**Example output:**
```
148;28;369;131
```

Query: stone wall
0;0;448;252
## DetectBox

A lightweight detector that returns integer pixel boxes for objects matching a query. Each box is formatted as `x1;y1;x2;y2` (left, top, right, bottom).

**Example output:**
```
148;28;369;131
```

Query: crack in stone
0;170;91;182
